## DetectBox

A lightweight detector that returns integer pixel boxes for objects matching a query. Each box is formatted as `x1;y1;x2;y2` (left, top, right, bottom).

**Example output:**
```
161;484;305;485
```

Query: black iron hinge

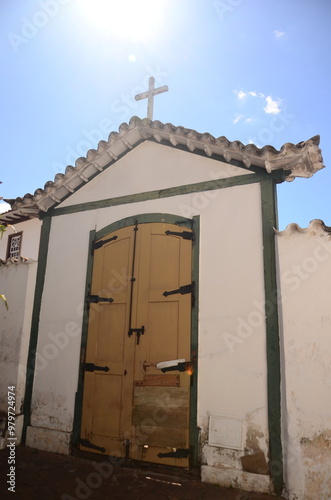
163;283;194;297
84;363;110;372
160;361;194;373
79;439;106;453
165;230;195;241
163;283;195;307
86;294;114;304
157;448;190;459
92;235;118;250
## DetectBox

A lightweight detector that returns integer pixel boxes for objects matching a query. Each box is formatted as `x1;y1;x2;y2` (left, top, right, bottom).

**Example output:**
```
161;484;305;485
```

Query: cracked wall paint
199;407;270;489
30;391;73;432
245;423;267;456
199;413;271;493
277;223;331;500
301;433;331;500
0;262;37;418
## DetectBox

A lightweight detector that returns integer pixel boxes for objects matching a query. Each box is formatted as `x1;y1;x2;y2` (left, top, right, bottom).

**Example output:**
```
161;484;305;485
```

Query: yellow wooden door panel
132;406;189;428
134;374;179;387
147;301;179;361
141;427;188;448
90;374;122;437
133;386;190;407
94;304;126;364
81;222;193;467
80;226;136;455
131;223;192;465
149;233;181;290
133;223;192;372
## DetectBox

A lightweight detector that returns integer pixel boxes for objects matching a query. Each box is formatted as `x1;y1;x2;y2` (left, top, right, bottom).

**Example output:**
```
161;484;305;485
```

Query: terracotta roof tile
275;219;331;236
1;116;324;220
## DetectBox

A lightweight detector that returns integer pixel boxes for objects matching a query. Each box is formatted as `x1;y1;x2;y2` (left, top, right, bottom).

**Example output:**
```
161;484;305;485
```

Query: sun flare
80;0;165;42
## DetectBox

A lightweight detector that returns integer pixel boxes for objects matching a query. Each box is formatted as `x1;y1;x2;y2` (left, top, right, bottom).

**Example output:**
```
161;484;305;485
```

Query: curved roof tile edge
3;116;325;216
275;219;331;236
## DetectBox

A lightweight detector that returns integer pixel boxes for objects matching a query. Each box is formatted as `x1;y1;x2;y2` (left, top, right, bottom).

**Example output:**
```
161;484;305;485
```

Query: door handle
128;326;145;345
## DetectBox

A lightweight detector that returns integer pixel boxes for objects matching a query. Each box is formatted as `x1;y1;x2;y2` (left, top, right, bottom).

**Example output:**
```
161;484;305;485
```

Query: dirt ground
0;445;284;500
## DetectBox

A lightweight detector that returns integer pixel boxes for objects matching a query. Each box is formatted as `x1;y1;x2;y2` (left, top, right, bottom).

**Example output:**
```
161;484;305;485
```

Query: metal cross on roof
134;76;168;120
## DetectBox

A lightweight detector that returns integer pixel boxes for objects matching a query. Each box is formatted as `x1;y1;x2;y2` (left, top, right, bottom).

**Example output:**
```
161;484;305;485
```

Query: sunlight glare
80;0;165;42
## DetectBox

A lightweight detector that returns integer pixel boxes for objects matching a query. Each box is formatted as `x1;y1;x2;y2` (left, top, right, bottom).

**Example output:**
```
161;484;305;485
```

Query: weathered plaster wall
0;260;37;445
0;218;41;261
277;220;331;500
27;146;270;492
198;184;270;493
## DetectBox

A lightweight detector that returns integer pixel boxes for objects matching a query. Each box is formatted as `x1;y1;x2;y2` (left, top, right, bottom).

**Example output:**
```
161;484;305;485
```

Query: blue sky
1;0;330;229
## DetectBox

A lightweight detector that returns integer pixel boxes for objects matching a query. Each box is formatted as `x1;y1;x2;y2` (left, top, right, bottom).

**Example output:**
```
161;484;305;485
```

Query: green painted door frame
72;213;200;467
260;180;283;495
22;214;52;442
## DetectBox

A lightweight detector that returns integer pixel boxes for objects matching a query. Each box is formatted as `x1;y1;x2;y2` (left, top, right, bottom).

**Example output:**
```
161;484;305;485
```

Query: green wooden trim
22;215;52;442
72;229;96;445
46;137;287;213
50;171;287;218
190;215;200;467
95;213;192;241
260;180;283;495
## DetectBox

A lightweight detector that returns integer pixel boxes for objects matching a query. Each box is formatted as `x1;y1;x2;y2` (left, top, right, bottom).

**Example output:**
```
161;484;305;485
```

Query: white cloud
264;96;281;114
236;90;246;100
274;30;285;39
236;90;266;101
233;114;254;125
234;89;283;117
233;114;243;124
0;202;11;214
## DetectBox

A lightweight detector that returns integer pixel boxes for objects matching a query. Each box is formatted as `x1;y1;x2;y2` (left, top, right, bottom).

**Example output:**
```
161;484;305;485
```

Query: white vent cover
208;414;244;450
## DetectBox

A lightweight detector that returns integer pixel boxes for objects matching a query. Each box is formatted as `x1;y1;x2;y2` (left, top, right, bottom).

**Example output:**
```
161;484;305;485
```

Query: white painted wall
0;218;41;261
277;220;331;500
198;184;270;493
28;194;270;490
0;217;40;447
0;260;37;445
26;145;270;492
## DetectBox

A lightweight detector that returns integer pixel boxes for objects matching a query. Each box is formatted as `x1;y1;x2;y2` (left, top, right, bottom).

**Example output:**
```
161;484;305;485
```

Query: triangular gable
2;116;324;220
57;140;253;209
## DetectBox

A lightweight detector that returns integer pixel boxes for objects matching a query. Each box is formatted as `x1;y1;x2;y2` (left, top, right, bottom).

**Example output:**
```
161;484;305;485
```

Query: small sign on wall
208;414;244;450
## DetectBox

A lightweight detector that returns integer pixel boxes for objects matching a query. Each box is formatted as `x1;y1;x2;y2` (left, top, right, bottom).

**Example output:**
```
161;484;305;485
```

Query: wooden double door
80;222;193;466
